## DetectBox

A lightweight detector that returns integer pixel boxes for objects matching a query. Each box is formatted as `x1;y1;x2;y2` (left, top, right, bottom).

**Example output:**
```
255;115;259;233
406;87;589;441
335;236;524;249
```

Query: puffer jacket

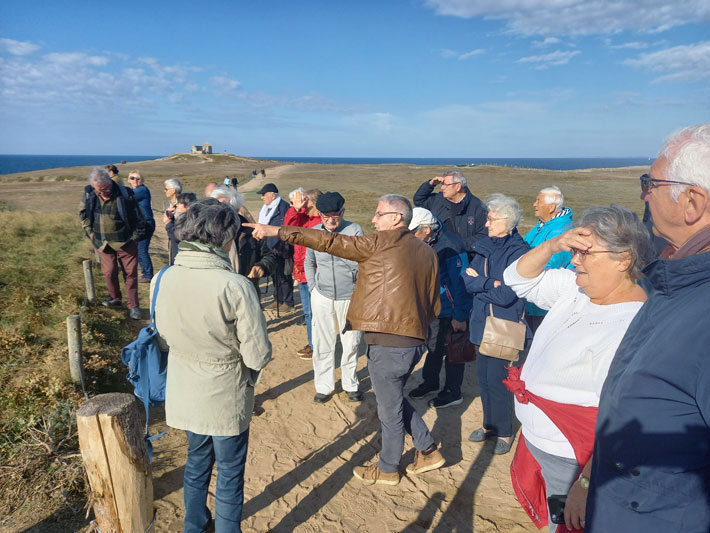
152;243;272;436
304;220;363;300
280;226;440;340
462;228;531;346
523;207;574;316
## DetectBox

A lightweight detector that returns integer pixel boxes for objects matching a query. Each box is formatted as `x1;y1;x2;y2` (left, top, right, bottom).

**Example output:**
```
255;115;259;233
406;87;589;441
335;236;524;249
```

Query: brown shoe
406;448;445;475
297;345;312;356
352;463;400;486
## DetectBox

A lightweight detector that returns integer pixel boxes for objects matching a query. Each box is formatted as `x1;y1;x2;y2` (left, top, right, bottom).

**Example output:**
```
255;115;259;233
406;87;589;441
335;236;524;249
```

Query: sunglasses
129;177;140;181
640;173;694;194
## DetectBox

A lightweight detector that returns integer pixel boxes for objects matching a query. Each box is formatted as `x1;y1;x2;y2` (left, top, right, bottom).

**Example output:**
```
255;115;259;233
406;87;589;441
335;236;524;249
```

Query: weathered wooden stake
67;314;83;384
82;259;96;305
77;393;154;533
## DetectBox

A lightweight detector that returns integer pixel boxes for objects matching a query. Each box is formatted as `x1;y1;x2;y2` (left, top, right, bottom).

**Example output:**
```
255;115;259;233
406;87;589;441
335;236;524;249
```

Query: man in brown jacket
247;194;445;485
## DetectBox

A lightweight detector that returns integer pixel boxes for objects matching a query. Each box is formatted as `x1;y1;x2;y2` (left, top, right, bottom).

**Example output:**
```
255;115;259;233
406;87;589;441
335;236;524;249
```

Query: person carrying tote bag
461;194;531;455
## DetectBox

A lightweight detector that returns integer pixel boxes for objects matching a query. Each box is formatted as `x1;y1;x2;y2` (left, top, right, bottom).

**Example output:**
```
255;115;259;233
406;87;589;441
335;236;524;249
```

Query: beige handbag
477;257;526;362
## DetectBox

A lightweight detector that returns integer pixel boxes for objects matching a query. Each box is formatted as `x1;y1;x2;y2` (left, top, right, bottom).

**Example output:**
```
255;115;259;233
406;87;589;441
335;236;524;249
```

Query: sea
0;154;651;175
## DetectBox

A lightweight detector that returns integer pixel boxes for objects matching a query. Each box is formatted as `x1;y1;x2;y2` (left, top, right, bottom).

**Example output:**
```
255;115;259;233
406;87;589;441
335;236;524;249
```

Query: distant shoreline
0;153;652;175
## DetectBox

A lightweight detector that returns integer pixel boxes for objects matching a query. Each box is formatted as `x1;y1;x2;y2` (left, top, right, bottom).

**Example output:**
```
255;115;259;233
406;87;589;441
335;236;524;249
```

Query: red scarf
504;366;598;531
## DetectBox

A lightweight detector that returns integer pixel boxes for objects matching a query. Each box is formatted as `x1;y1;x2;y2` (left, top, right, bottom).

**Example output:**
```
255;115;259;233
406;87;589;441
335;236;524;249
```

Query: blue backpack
121;265;171;459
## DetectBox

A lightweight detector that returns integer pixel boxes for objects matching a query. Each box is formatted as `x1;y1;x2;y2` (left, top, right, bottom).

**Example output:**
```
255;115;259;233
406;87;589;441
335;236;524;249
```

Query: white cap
408;207;436;230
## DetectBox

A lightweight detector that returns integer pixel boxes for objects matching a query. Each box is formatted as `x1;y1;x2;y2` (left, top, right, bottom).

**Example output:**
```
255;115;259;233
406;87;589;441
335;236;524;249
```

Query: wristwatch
577;473;590;489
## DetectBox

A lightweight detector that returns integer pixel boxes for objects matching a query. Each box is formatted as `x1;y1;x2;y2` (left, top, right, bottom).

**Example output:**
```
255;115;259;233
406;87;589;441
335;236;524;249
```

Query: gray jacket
304;220;363;300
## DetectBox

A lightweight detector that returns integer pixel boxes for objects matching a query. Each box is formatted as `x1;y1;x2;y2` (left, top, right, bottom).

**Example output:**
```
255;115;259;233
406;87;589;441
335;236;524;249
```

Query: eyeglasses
321;213;342;221
129;177;139;181
441;181;457;188
640;173;694;194
374;211;401;218
571;248;622;259
486;216;508;222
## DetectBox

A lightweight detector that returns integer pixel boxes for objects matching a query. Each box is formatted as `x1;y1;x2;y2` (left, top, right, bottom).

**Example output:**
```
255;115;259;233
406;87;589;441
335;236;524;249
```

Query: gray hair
539;185;564;211
659;123;710;201
289;187;306;201
379;194;413;226
486;193;521;233
164;178;183;194
576;204;654;281
444;169;467;188
174;198;239;248
209;185;244;211
88;166;111;185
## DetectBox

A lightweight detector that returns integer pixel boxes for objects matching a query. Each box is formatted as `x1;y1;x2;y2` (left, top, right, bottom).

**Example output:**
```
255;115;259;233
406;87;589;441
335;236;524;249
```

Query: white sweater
503;260;643;459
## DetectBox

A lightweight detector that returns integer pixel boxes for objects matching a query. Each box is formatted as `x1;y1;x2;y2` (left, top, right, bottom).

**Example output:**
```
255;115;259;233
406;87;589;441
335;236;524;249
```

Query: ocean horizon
0;154;652;175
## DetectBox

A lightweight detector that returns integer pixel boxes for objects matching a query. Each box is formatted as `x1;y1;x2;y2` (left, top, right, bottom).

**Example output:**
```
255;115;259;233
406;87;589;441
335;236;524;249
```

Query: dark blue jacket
587;251;710;533
413;182;488;254
462;229;530;345
265;198;292;255
429;228;472;322
132;184;154;223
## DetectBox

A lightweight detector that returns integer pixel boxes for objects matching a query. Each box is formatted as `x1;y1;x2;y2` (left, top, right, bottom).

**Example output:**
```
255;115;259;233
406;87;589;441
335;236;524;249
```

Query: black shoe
347;391;363;402
409;383;438;399
314;393;331;403
468;428;490;442
428;394;463;409
102;298;123;308
128;307;142;320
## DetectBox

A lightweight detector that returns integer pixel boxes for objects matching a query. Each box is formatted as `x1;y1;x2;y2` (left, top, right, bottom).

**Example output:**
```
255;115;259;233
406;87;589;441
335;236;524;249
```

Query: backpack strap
150;266;171;323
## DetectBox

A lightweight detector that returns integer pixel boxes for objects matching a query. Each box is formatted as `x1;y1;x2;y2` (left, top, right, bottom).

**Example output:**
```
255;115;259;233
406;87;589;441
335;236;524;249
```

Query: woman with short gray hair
153;198;272;533
502;204;652;532
461;193;530;454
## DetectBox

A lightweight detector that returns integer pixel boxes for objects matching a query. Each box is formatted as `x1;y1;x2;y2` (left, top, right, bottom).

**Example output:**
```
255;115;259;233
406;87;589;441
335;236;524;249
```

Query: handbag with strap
442;285;476;364
477;257;526;362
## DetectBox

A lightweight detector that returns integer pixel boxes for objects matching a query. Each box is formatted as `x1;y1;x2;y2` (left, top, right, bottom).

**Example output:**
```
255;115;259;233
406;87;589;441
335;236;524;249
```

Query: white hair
164;178;183;194
486;193;522;233
660;123;710;201
88;166;111;185
210;185;244;211
289;187;306;201
539;186;564;211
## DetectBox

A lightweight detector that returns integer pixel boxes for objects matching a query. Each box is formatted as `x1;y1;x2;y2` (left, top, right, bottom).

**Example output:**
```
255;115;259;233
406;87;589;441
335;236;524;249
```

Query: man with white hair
523;186;574;333
257;183;294;308
585;124;710;532
210;184;255;223
79;167;146;319
413;169;488;256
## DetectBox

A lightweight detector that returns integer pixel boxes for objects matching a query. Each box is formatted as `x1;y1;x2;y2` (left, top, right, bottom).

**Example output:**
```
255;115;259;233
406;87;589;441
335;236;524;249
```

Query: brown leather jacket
280;225;441;340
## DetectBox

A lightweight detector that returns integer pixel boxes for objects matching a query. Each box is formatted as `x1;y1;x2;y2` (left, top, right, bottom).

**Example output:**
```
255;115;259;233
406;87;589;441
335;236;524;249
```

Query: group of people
79;123;710;533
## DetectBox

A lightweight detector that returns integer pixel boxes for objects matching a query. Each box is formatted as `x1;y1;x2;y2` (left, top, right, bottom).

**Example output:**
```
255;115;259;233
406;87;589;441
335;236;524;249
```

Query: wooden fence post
82;259;96;305
66;315;83;385
76;393;154;533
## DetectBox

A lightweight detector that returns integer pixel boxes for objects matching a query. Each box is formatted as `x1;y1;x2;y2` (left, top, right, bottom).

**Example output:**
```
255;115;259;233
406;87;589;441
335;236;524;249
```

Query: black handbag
447;327;476;364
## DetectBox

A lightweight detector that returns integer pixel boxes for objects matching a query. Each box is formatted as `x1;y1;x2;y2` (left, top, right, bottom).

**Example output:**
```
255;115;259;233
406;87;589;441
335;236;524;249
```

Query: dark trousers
273;256;294;306
421;317;465;397
527;314;545;336
367;344;435;473
137;220;155;278
98;241;139;309
476;353;513;437
184;429;250;533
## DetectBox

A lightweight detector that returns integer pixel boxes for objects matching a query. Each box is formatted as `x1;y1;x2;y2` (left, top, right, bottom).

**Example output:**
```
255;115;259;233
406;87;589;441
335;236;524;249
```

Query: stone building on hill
191;142;213;154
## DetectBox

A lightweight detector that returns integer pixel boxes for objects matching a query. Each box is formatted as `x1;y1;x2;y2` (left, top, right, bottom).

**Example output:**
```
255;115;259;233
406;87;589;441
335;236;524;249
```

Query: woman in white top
503;205;653;532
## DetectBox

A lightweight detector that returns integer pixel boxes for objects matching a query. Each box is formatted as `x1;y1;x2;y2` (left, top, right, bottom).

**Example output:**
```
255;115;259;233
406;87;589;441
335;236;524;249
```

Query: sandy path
239;165;297;193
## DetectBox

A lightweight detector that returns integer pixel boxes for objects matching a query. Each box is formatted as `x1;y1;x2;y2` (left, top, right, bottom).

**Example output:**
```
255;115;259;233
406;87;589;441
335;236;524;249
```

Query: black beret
316;192;345;213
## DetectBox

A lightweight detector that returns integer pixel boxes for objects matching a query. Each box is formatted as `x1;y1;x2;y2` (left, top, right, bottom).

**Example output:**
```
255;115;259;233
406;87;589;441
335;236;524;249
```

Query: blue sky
1;0;708;157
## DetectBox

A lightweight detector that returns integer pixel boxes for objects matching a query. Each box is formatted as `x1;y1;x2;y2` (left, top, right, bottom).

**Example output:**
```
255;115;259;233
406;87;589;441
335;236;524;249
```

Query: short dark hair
177;192;198;207
175;198;239;248
104;164;119;175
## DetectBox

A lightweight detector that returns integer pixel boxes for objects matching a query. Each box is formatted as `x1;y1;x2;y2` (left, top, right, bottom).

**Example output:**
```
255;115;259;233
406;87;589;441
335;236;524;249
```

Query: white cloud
0;38;40;55
623;41;710;82
459;48;485;60
439;48;458;58
517;50;580;68
532;37;561;48
211;75;242;93
425;0;710;36
608;41;650;50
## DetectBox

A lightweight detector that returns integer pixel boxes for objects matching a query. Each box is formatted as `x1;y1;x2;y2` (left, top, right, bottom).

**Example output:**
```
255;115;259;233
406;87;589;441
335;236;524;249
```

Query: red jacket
504;366;597;532
283;207;321;283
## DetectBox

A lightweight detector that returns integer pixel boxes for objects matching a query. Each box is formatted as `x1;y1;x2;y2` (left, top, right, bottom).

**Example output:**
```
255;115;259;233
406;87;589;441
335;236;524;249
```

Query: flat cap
257;183;279;194
316;192;345;213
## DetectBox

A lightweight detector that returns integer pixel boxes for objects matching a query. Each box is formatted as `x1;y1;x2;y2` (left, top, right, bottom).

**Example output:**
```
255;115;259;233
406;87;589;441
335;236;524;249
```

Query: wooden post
83;259;96;305
67;315;83;385
77;393;154;533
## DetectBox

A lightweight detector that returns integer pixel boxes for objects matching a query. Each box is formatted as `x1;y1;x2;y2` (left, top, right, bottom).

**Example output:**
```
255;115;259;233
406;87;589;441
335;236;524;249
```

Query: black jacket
413;181;488;254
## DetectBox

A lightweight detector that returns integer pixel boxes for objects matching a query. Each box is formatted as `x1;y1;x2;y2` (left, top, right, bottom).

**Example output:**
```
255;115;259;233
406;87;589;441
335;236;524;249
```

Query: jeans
137;220;155;278
476;353;513;437
298;282;312;346
421;317;465;397
367;344;435;473
184;429;250;533
98;240;139;309
525;437;580;533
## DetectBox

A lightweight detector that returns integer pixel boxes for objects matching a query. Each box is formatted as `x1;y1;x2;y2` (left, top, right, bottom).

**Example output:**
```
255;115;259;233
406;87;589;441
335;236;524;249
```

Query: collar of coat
177;240;233;268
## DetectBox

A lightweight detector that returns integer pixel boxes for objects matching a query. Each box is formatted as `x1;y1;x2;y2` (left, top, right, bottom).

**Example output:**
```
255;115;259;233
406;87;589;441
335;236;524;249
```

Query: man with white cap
408;207;472;408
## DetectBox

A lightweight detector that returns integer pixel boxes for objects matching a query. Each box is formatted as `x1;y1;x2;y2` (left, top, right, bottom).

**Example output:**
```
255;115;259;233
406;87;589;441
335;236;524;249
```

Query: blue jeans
476;354;513;437
137;220;155;278
184;429;250;533
298;282;312;346
367;344;435;473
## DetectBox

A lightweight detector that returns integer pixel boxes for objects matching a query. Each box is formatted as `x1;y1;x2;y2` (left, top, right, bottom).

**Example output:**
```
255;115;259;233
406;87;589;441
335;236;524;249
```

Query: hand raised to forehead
551;227;594;254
